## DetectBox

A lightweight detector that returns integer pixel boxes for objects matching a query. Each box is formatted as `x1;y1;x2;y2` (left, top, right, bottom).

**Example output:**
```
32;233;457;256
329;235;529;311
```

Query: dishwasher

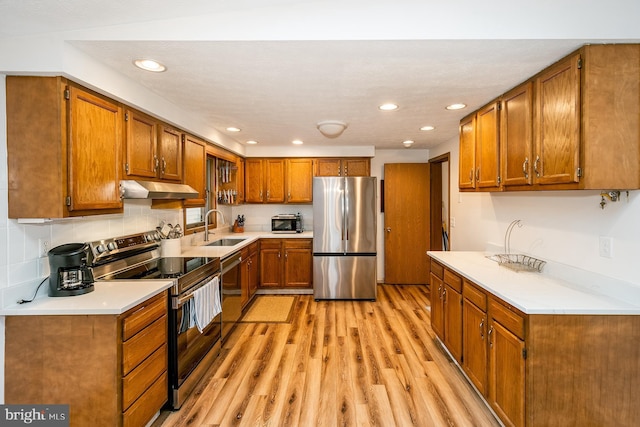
221;250;242;342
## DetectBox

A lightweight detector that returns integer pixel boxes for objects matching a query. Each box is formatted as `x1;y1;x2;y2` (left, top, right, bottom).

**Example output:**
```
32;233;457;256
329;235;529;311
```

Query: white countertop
0;280;173;316
1;231;313;316
428;251;640;315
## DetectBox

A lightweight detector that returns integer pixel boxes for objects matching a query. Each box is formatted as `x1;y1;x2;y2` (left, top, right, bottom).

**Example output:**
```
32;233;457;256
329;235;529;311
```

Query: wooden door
265;159;286;203
458;115;476;189
344;158;370;176
463;299;488;395
67;85;123;212
260;240;282;287
244;159;264;203
535;53;581;186
383;163;430;284
489;320;526;427
476;101;500;189
430;272;444;340
158;125;182;181
182;135;206;207
443;284;463;363
286;158;313;203
315;158;342;176
501;82;533;187
125;109;157;179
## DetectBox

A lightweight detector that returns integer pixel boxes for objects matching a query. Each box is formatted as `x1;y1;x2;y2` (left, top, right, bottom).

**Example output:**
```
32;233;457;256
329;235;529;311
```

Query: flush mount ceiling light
316;120;348;138
378;103;399;111
246;140;258;145
402;140;414;148
446;103;467;110
226;127;241;132
292;139;304;145
420;125;435;131
133;59;166;72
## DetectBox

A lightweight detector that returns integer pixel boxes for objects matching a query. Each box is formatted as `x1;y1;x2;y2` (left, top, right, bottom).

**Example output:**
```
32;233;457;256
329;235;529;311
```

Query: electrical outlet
599;236;613;258
39;239;50;257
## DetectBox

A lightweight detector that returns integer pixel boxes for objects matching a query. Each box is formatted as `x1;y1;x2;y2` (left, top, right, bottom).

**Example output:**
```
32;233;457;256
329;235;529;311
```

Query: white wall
429;137;640;287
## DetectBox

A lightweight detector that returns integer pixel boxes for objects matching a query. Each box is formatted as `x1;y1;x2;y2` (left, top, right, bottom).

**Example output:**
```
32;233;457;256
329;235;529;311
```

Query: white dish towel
193;276;221;333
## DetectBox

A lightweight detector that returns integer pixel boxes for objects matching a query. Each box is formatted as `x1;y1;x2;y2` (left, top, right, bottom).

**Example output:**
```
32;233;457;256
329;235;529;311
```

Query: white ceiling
1;1;639;152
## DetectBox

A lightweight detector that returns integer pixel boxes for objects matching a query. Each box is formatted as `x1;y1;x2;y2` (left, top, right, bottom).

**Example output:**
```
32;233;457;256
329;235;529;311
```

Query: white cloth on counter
192;276;221;333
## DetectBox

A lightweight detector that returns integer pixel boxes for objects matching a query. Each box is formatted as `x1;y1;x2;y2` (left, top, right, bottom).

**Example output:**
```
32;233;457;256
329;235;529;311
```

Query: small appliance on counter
271;213;303;233
47;243;95;297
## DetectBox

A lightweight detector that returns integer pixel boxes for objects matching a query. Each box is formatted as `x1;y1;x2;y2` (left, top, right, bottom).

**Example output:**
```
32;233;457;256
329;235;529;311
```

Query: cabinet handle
479;318;485;340
259;190;263;201
488;325;494;347
266;190;270;200
344;166;348;176
288;192;291;201
475;168;480;181
469;169;474;182
522;157;529;179
438;285;443;300
162;158;167;175
442;288;447;303
534;156;541;177
153;155;159;172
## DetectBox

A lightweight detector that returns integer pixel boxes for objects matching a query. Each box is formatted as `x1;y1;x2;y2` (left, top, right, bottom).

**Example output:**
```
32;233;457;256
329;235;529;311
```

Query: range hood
120;180;199;200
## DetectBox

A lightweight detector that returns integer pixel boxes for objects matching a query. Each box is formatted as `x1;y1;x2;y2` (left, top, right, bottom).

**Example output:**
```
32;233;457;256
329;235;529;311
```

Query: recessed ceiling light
446;103;467;110
292;140;304;145
420;125;435;131
379;103;399;111
226;127;241;132
246;140;258;145
133;59;166;73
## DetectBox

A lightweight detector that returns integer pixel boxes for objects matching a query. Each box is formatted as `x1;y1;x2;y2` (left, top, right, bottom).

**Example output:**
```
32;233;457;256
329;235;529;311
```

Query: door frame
428;153;451;251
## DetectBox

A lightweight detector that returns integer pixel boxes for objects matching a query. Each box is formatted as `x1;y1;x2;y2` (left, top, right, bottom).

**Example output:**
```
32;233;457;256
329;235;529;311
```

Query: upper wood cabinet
315;158;370;177
286;158;313;203
245;158;312;204
460;44;640;192
7;76;123;218
125;110;183;182
458;115;476;190
183;134;207;207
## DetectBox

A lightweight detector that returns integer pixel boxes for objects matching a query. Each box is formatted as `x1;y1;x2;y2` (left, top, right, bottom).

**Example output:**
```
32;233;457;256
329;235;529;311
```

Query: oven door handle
221;254;242;274
173;273;221;309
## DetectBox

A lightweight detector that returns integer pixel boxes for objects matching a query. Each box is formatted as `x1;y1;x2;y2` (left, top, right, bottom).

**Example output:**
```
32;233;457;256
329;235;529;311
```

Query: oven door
169;272;222;408
221;251;242;342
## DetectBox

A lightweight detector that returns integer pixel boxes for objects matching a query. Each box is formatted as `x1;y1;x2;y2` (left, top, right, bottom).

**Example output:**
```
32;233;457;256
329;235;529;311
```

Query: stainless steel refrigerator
313;176;377;300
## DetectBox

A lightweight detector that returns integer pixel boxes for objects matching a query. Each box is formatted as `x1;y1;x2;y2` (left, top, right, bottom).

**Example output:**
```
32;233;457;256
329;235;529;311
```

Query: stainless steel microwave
271;214;303;233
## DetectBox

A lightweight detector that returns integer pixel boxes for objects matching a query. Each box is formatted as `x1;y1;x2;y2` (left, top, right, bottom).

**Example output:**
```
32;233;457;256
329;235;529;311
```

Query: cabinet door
248;249;259;298
488;320;526;427
260;241;282;287
458;115;476;190
535;53;581;186
286;158;313;203
244;159;264;203
236;158;245;204
284;239;312;288
430;272;444;340
501;82;533;187
240;255;250;308
67;85;123;212
443;284;463;363
158;125;182;181
265;159;285;203
125;110;157;179
183;135;206;207
315;158;342;176
463;300;488;396
344;158;370;176
476;101;500;189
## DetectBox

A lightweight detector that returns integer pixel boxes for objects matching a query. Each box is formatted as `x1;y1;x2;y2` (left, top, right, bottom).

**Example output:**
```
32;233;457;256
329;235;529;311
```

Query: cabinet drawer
489;298;525;340
248;241;259;253
122;315;166;375
284;238;312;249
463;280;487;311
122;371;168;427
122;292;167;341
444;269;462;293
430;260;444;279
260;239;282;249
122;344;167;410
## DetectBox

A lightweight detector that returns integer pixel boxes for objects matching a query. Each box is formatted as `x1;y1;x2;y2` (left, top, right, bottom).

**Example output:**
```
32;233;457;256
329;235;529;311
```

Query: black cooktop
101;256;214;280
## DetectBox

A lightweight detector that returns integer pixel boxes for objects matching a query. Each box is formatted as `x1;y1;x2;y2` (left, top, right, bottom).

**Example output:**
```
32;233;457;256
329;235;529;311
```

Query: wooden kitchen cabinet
314;158;371;177
240;241;259;308
462;279;489;396
501;82;534;187
5;292;168;427
458;100;501;192
183;134;207;207
157;125;183;181
244;158;286;203
7;76;124;218
286;158;314;203
259;238;312;288
429;260;462;363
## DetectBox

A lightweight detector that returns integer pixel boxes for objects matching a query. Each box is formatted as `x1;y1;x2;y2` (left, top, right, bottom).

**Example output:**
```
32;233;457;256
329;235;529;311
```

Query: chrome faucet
204;209;226;242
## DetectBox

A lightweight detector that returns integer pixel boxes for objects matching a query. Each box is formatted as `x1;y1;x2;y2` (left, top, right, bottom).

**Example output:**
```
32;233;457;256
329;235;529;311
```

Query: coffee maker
48;243;95;297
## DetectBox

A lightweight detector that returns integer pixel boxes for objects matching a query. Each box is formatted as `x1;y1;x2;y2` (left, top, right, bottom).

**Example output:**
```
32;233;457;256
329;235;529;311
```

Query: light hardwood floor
156;285;501;427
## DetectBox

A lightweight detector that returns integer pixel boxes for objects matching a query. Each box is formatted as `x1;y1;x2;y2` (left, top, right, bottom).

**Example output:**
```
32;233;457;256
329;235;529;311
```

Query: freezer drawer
313;255;377;300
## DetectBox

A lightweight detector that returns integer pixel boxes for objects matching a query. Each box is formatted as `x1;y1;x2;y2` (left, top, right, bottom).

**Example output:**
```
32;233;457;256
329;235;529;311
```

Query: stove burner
100;256;212;280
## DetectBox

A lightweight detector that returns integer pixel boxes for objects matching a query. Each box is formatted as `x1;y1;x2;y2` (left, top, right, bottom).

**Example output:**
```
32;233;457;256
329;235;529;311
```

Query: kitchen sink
205;238;246;247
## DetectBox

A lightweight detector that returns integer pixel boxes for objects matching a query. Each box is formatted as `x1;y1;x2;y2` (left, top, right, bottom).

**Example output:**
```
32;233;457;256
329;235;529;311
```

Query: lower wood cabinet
240;240;259;308
434;269;640;427
430;260;462;364
5;292;169;427
259;238;312;288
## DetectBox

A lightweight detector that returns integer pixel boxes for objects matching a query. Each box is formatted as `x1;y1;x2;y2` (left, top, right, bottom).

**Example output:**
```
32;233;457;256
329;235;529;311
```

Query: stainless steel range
88;231;222;410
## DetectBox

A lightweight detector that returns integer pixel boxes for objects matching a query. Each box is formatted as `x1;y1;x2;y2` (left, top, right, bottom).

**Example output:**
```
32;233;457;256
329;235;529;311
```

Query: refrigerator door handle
344;179;349;243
